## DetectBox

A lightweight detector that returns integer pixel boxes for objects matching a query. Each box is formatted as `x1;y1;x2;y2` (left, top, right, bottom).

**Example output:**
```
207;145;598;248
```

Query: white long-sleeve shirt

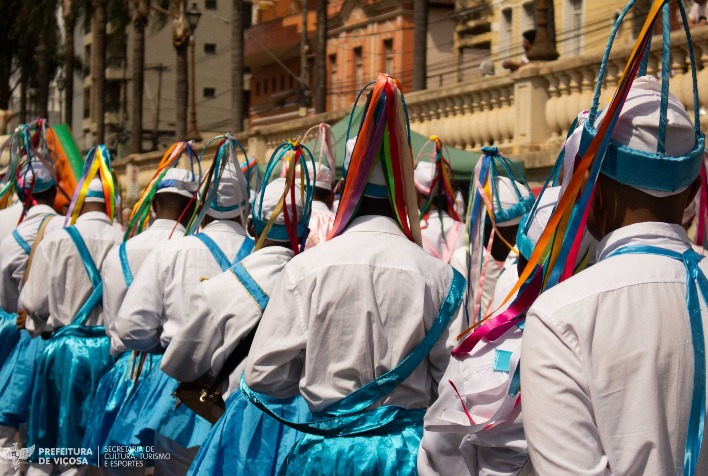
0;202;24;242
101;219;185;356
421;211;465;264
115;219;250;353
161;246;294;396
0;204;62;312
521;222;708;475
20;211;123;335
245;215;459;413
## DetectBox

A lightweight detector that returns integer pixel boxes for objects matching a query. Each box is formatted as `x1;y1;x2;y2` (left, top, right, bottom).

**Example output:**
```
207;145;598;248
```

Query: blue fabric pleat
0;309;20;368
109;364;212;449
608;245;706;476
82;352;157;465
27;326;113;451
189;389;311;476
0;331;47;428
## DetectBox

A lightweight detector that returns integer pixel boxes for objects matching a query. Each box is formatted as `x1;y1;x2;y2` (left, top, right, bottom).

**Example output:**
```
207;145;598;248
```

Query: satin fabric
109;365;211;449
0;309;20;367
0;330;47;427
189;389;310;476
82;351;158;465
27;325;113;451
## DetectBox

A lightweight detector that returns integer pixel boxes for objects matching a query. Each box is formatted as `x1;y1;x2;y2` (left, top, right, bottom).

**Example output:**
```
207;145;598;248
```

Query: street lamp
186;2;202;142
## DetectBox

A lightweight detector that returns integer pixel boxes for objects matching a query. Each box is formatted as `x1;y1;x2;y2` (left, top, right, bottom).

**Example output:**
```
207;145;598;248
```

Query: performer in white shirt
521;68;708;474
113;139;254;474
243;74;465;475
0;160;60;476
415;137;464;264
82;165;198;473
21;149;123;475
165;143;315;475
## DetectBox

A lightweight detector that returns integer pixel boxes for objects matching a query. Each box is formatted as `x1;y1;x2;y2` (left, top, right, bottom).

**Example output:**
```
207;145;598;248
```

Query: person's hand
16;310;27;330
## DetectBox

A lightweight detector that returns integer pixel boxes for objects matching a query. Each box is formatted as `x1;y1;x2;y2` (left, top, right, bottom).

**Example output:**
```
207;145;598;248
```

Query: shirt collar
343;215;408;238
25;204;57;219
150;218;185;234
312;201;332;214
76;211;112;225
596;221;692;262
202;219;248;236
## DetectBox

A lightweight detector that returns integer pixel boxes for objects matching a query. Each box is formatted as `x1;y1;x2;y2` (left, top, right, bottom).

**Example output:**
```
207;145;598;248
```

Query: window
203;87;216;98
354;47;363;91
204;43;217;54
329;54;337;110
271;77;276;92
83;88;91;119
280;75;285;90
563;0;584;56
289;76;294;88
521;2;536;32
264;79;269;94
205;0;217;10
383;39;393;75
256;81;260;96
500;8;513;60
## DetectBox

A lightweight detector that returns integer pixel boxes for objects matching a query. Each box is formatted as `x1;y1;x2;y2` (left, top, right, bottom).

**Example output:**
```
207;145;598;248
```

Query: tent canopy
257;107;525;186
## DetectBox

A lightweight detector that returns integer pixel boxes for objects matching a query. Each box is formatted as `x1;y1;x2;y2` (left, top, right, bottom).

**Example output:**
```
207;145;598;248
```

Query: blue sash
241;268;466;437
119;242;134;287
195;233;255;272
12;230;30;254
63;226;104;329
608;245;706;476
231;262;269;312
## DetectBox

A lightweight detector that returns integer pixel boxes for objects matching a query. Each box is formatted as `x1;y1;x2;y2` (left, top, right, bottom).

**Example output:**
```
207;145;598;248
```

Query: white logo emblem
0;443;35;470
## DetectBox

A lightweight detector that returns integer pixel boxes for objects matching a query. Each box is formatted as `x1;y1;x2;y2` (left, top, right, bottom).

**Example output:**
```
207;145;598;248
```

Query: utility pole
146;63;167;151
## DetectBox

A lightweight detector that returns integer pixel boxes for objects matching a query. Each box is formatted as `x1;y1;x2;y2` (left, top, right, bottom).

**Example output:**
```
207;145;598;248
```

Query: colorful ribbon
64;144;116;227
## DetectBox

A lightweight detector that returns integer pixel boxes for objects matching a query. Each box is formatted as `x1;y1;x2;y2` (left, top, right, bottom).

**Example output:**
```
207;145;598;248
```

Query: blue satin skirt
27;326;113;450
0;309;20;368
0;330;47;428
109;365;211;450
82;352;157;465
279;410;425;476
189;390;311;476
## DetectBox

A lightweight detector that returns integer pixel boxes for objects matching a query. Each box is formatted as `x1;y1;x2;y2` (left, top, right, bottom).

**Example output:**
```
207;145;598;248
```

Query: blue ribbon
118;242;134;287
12;230;31;254
241;268;466;435
64;227;104;327
230;262;269;312
195;234;254;272
608;244;706;476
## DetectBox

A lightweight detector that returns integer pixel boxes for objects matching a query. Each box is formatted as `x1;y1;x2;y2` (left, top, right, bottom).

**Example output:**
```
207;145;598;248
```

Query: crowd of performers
1;2;708;475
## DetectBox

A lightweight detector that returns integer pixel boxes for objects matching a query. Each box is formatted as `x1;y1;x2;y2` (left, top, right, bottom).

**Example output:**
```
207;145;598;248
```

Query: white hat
85;178;107;203
595;75;697;197
156;168;198;199
18;161;55;193
257;178;305;241
295;162;334;191
414;161;436;196
207;159;249;219
494;176;532;226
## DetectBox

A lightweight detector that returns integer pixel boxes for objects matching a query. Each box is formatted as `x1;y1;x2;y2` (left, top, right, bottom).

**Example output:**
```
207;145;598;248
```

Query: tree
412;0;427;91
93;0;107;143
63;0;77;128
172;0;189;140
313;0;327;114
231;0;244;133
130;0;150;153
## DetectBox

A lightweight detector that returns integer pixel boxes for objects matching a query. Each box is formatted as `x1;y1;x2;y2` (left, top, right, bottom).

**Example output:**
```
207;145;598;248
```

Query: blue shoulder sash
240;268;466;437
195;233;255;272
118;242;133;287
231;262;269;312
12;214;54;255
607;245;705;476
63;227;104;328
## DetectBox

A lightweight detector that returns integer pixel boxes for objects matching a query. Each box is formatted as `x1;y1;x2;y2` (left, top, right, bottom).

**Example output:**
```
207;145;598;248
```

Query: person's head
250;177;307;250
522;29;536;52
17;161;57;209
206;158;250;225
152;167;198;227
80;178;111;215
585;76;702;240
484;175;533;261
296;161;334;208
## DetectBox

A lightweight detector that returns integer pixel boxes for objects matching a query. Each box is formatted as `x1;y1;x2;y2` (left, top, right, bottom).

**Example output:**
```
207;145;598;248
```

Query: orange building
247;0;454;126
